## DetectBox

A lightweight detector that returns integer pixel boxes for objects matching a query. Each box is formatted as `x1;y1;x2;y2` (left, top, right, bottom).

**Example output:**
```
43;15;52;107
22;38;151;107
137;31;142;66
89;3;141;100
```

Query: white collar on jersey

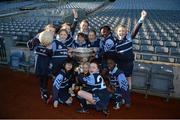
109;65;118;75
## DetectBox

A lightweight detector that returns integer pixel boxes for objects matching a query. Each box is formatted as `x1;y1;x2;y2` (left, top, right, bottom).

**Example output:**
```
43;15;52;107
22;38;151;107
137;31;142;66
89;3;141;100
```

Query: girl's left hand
141;10;147;19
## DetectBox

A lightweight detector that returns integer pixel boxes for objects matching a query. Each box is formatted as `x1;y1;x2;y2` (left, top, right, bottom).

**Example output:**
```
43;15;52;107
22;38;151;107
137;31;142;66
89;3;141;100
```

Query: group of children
27;9;147;115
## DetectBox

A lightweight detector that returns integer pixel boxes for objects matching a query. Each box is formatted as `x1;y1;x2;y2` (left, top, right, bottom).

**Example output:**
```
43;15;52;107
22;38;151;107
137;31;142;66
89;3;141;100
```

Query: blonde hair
44;24;56;31
39;31;53;46
115;24;128;34
80;19;89;26
83;62;90;67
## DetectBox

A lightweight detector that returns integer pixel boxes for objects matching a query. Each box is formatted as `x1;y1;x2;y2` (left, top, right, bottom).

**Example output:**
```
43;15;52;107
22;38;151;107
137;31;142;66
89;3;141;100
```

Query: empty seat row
132;62;174;101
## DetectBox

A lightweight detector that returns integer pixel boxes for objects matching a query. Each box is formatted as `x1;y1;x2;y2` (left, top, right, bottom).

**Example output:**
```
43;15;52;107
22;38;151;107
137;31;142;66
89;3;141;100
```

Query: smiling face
83;63;89;74
80;21;89;32
117;26;127;40
107;59;116;71
59;30;68;41
101;27;110;38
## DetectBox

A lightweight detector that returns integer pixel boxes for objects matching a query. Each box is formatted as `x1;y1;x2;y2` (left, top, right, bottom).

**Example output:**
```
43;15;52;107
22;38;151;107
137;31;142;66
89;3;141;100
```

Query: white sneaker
113;102;121;110
53;100;58;108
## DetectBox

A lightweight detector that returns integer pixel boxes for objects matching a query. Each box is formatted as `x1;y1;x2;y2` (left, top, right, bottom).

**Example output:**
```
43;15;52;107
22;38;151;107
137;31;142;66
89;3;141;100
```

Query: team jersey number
96;75;106;89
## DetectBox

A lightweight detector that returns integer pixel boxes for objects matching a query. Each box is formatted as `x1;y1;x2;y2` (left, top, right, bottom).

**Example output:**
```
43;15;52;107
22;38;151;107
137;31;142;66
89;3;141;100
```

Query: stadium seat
148;64;174;101
155;46;169;55
141;40;152;45
157;56;175;63
133;44;140;52
142;54;158;61
132;62;151;97
152;40;164;46
170;48;180;57
141;45;154;53
164;41;177;47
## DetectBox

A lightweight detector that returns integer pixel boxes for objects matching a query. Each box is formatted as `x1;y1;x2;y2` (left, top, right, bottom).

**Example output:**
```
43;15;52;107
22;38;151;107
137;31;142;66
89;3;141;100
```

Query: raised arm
71;9;78;36
131;10;147;39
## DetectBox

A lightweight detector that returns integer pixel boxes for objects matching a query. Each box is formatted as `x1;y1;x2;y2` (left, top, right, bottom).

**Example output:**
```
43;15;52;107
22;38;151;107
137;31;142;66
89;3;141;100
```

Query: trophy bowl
72;48;95;63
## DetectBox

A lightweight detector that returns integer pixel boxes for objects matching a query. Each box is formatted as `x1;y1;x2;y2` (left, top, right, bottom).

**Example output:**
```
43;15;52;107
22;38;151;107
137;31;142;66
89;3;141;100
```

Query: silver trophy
72;47;95;63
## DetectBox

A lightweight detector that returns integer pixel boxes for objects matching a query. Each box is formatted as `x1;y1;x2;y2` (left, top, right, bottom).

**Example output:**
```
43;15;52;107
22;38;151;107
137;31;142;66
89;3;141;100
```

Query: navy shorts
92;89;111;111
58;87;71;103
117;61;134;77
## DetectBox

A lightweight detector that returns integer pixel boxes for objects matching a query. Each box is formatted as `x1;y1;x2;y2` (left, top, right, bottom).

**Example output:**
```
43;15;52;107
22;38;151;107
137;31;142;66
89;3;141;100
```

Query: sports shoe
113;102;121;110
53;100;58;108
102;109;110;116
41;92;49;102
76;108;89;113
65;97;73;106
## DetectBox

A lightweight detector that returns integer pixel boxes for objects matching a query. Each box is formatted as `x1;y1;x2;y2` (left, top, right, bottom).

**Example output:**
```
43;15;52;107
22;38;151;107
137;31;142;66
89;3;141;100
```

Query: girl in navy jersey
87;30;101;59
76;19;89;40
27;24;56;51
71;32;89;48
34;31;53;102
115;10;147;90
51;29;69;76
57;9;78;47
52;59;74;108
76;62;111;115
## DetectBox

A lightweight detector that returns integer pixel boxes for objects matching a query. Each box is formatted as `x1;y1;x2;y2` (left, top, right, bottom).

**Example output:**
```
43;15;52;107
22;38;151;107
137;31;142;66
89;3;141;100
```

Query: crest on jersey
58;45;62;49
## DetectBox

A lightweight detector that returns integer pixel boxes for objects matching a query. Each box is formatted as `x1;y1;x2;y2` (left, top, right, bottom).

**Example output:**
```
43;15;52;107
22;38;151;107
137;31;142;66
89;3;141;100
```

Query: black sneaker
113;102;121;110
41;92;49;102
76;108;89;113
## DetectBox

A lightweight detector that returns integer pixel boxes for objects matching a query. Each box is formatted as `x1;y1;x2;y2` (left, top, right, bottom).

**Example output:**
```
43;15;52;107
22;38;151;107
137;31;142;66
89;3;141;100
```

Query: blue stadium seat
165;41;177;48
141;45;154;53
148;64;174;101
155;46;169;55
152;40;164;46
170;48;180;57
132;62;151;97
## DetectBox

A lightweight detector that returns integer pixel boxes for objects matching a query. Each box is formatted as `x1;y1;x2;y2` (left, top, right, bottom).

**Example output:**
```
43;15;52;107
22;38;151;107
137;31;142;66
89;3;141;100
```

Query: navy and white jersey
53;69;71;90
62;17;78;47
78;72;106;91
52;40;68;62
71;18;78;37
71;40;88;48
87;38;101;48
109;66;128;91
115;33;134;62
34;45;53;76
100;34;116;53
115;18;143;62
87;39;101;58
52;69;72;102
27;34;40;51
65;34;74;47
